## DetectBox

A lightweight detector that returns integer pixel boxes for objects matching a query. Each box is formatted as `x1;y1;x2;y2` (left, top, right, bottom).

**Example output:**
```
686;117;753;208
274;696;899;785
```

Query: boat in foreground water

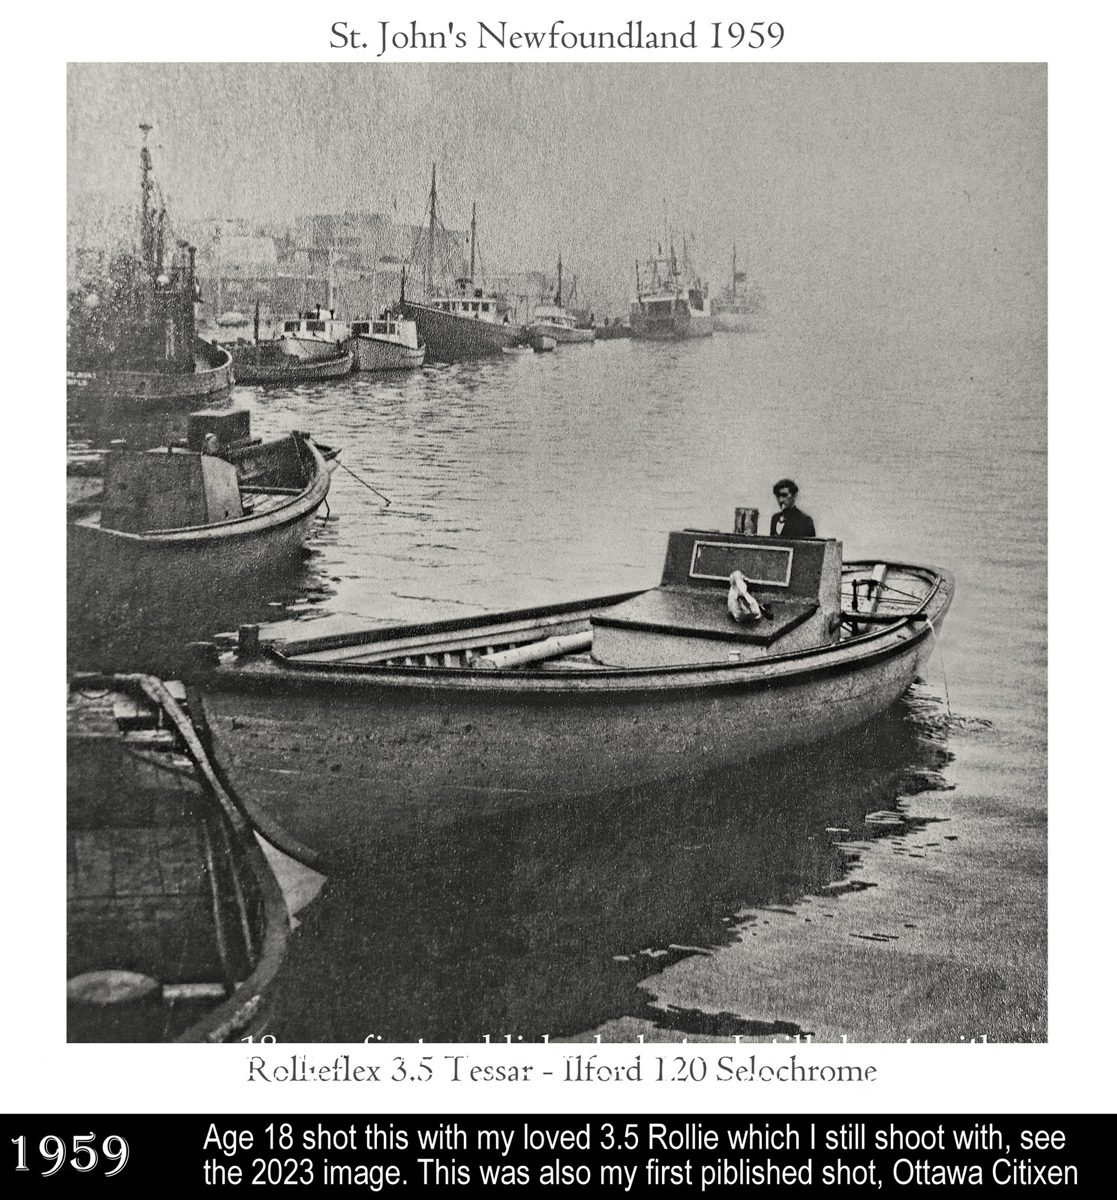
68;409;335;625
68;674;290;1042
188;519;953;868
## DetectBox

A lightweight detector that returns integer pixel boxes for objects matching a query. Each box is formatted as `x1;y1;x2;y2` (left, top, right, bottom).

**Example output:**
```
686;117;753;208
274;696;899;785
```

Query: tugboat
400;164;524;361
67;123;233;406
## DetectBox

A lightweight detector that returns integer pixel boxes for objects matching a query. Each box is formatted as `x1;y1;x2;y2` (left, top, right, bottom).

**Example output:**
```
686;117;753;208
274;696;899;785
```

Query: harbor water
68;306;1046;1043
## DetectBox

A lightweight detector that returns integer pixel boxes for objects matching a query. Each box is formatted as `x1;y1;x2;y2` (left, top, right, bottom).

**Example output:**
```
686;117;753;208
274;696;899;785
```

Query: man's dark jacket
769;506;816;538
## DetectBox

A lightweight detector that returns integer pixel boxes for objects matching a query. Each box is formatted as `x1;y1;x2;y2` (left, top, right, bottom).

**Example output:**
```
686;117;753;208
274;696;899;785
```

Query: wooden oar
475;631;593;669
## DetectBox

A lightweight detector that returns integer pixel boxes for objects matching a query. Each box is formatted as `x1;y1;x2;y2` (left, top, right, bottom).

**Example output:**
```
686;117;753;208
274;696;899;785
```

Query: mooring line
335;459;393;506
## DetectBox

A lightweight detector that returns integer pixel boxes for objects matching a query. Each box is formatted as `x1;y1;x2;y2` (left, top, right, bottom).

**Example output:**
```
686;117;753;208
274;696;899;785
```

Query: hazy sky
68;62;1045;324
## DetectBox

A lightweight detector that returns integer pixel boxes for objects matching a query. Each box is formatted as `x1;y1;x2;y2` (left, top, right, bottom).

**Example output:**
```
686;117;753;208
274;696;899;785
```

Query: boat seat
591;585;817;647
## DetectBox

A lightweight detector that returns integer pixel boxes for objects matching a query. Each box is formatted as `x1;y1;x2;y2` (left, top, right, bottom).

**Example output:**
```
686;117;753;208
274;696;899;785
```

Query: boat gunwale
216;564;953;696
72;436;330;545
68;673;291;1044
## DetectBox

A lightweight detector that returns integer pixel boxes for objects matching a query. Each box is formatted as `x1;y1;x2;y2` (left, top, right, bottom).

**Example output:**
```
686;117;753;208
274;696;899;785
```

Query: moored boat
629;242;713;340
400;165;525;361
67;125;234;407
232;340;353;384
68;409;335;625
276;305;352;361
526;256;596;345
68;673;290;1042
712;243;752;332
348;313;426;371
188;518;953;868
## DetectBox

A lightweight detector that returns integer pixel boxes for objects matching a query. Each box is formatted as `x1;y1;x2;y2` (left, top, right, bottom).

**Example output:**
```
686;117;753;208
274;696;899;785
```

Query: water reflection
267;694;952;1042
66;545;337;678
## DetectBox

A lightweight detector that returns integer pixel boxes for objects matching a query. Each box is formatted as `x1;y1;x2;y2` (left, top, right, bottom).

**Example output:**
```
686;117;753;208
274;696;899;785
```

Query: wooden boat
400;165;525;361
68;409;335;617
526;257;596;345
68;674;290;1042
187;519;953;868
349;314;426;371
277;305;353;361
232;340;353;384
67;126;234;406
630;241;714;340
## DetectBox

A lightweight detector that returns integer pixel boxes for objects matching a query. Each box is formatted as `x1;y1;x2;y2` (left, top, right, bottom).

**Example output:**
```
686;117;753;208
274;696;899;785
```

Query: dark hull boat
402;299;523;361
400;165;524;362
67;340;235;406
67;128;233;407
68;674;290;1042
232;342;353;384
189;522;954;868
68;410;334;627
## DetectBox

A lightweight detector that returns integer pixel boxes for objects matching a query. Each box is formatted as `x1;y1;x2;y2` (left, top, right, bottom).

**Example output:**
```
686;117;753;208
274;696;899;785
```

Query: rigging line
334;458;392;507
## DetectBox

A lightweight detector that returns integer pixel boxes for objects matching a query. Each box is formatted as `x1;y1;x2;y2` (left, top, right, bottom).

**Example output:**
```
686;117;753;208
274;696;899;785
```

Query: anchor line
334;459;392;507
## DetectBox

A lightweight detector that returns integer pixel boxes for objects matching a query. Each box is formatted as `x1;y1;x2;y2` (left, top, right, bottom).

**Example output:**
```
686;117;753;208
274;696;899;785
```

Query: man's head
772;478;798;510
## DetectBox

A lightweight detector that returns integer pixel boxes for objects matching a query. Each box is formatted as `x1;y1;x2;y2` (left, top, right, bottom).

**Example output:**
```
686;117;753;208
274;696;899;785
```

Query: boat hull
629;305;713;341
69;437;332;624
278;335;347;362
527;321;595;344
402;301;524;362
195;575;952;866
350;335;426;371
67;341;234;406
713;310;749;333
68;675;289;1042
233;349;353;383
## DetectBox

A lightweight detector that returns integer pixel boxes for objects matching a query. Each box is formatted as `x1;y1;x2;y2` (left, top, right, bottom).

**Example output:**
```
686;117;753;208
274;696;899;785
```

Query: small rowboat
232;342;353;384
68;410;335;627
67;674;290;1042
188;519;953;868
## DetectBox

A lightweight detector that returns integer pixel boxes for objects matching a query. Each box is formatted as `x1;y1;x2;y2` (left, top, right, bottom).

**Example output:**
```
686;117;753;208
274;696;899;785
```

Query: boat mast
731;243;737;301
469;202;477;287
556;254;563;306
425;161;436;297
139;123;156;275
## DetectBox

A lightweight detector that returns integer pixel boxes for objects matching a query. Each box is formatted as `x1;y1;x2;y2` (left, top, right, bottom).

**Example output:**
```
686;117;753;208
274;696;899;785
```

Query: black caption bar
4;1114;1111;1194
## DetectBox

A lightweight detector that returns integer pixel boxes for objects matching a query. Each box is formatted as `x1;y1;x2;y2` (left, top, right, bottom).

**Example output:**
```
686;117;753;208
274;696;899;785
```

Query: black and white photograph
9;2;1109;1143
62;52;1047;1051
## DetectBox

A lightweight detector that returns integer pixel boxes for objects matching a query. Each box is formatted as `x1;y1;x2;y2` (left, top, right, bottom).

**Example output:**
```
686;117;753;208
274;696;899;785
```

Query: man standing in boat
770;479;816;538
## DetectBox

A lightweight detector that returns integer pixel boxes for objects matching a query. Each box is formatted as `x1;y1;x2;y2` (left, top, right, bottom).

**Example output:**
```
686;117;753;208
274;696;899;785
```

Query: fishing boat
68;409;335;621
232;340;353;384
712;243;752;333
67;124;234;406
68;673;290;1042
348;312;426;371
526;256;595;345
400;164;525;361
276;304;352;361
629;241;714;340
187;516;953;868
